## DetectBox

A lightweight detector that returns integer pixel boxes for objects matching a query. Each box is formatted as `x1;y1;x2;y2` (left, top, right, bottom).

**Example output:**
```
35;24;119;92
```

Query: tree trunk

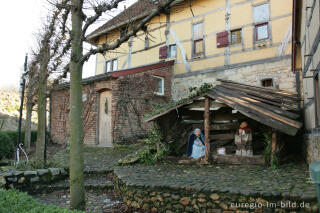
69;0;85;210
24;91;32;152
36;47;49;162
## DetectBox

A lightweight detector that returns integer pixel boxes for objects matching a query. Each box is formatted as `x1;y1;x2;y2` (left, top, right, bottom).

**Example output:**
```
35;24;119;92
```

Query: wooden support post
271;130;278;166
204;97;210;163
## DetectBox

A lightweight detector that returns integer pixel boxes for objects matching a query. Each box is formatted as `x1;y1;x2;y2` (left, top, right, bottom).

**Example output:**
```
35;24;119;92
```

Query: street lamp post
15;54;29;166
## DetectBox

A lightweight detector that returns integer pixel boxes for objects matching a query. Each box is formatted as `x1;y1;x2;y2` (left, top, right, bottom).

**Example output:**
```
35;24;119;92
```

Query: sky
0;0;136;90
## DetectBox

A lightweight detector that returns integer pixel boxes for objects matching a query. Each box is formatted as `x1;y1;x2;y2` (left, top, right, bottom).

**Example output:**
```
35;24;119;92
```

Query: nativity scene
146;79;303;165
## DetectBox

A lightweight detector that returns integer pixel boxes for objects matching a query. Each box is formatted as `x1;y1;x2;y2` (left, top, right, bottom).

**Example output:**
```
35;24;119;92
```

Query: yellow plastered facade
92;0;294;100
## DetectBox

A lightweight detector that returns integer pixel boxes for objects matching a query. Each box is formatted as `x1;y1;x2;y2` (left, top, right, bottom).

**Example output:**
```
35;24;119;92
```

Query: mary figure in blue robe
186;128;205;159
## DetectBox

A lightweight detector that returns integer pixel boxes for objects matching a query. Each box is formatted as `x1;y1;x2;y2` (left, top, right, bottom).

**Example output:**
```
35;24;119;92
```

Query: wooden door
98;90;112;147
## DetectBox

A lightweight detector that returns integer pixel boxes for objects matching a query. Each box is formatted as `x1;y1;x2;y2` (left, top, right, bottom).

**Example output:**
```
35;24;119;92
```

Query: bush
0;130;37;160
0;189;83;213
0;132;14;160
4;130;37;146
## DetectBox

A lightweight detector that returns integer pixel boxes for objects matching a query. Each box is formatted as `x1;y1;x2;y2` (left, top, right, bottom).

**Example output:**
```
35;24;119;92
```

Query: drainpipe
292;0;297;73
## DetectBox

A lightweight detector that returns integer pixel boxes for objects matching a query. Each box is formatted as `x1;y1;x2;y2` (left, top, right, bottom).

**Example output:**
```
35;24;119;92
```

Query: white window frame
153;76;165;96
105;59;118;72
168;44;177;58
253;3;270;23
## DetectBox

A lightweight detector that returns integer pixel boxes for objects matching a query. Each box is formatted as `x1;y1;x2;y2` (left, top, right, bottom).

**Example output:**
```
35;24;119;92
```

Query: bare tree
26;2;71;162
24;63;38;152
44;0;177;209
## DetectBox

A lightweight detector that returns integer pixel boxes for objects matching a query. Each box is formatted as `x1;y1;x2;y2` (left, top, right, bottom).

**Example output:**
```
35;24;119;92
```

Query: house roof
87;0;160;41
145;79;302;136
52;60;174;90
87;0;185;42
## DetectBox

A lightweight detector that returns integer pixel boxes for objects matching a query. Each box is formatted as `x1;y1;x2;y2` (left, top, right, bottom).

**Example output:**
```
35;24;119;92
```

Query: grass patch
0;189;83;213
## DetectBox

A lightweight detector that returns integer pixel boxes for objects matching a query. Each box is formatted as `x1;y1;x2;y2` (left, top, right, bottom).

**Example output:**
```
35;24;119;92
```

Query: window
154;76;164;95
106;61;112;72
120;27;128;39
261;78;273;87
253;3;269;23
231;29;242;45
145;37;149;49
192;22;204;56
253;3;269;42
105;59;118;72
112;59;118;71
255;23;269;41
169;44;177;58
194;39;204;55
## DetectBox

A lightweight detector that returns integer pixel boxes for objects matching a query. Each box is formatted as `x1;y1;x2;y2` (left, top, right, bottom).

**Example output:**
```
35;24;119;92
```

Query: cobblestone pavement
52;145;139;172
115;164;317;200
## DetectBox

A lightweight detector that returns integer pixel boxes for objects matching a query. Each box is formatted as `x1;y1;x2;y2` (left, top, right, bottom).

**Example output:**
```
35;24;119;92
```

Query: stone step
36;177;114;193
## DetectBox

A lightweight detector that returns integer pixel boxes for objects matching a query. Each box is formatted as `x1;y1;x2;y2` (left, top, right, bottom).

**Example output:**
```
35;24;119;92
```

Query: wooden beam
271;130;278;165
204;97;210;163
210;133;234;140
211;123;239;130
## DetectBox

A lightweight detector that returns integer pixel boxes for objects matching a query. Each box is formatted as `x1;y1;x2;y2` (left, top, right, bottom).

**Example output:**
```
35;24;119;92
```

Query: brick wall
50;64;172;145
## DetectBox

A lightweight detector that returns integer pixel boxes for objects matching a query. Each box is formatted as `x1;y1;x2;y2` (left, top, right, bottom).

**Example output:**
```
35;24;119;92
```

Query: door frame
97;88;113;146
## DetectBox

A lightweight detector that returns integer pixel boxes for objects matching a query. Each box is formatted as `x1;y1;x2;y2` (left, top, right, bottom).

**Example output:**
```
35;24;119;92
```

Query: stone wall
50;64;172;145
172;57;295;101
0;168;67;193
114;173;318;213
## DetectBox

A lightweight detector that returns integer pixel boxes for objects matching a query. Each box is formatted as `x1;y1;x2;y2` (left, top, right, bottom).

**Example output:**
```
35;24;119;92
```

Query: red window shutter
216;31;229;48
159;46;168;59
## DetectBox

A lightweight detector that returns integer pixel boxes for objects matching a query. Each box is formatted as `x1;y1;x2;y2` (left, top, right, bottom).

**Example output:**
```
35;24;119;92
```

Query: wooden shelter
145;79;303;164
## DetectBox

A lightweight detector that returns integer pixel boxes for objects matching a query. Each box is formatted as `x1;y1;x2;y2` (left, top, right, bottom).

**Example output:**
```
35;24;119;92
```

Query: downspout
292;0;297;73
292;0;301;110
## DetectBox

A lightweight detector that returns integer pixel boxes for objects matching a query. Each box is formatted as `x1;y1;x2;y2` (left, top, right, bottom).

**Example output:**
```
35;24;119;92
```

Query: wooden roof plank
217;84;298;111
206;92;299;136
215;86;300;119
219;83;298;105
211;89;302;129
218;79;298;100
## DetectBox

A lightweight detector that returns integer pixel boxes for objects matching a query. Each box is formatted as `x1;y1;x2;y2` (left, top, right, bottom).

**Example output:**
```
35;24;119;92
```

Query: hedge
0;130;37;160
0;189;83;213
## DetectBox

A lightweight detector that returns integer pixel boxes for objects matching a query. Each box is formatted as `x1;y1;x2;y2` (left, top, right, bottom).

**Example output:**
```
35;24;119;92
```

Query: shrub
4;130;37;146
0;130;37;160
0;189;83;213
0;132;14;160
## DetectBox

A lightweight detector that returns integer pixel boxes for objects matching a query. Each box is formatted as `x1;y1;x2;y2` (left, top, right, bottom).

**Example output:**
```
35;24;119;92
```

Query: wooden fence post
204;97;210;163
271;130;278;166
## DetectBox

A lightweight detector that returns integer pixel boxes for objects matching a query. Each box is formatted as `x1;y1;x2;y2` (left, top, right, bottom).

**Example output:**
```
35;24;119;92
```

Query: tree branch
81;0;174;64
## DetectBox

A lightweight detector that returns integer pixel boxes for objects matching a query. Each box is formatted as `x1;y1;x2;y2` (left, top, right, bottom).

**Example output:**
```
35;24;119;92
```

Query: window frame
168;44;177;58
153;76;165;96
193;39;204;56
253;3;270;23
230;28;242;46
105;58;118;72
192;21;205;58
144;36;150;49
261;78;273;87
255;23;269;41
